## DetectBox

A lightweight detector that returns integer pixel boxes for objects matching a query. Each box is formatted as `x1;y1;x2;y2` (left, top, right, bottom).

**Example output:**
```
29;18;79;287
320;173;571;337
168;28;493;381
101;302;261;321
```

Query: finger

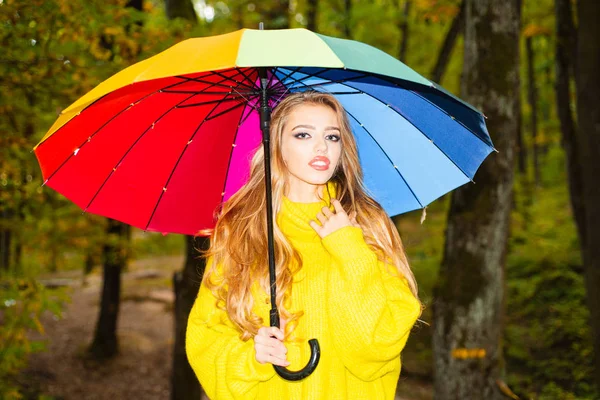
255;339;287;356
321;206;334;218
309;220;322;234
331;199;346;215
316;212;328;225
255;338;285;358
255;334;281;347
267;355;291;367
268;327;284;341
257;326;284;341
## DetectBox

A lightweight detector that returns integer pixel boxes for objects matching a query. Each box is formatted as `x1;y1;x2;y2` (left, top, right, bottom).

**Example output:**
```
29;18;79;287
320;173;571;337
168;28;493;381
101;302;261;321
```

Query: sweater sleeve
185;263;276;399
321;226;421;382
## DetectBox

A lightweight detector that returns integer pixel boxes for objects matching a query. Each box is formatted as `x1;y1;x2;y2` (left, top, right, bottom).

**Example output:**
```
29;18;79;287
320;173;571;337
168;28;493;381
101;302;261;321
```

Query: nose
314;136;328;154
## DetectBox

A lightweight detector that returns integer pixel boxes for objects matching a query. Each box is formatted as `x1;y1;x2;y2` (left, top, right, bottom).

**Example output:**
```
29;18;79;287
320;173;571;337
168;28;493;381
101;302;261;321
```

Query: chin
303;172;334;185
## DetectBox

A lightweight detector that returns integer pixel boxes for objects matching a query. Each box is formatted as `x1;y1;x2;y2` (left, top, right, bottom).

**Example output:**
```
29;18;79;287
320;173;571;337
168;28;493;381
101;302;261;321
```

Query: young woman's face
280;103;342;193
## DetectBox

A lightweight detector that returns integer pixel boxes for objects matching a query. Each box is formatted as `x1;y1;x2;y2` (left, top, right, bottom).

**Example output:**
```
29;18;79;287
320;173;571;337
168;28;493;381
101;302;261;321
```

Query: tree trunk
516;88;527;175
232;0;244;29
306;0;318;32
344;0;352;39
576;0;600;388
172;235;209;400
88;0;140;361
260;1;290;29
89;219;130;359
526;36;540;186
432;1;520;399
430;0;464;83
555;0;585;247
165;0;196;22
397;0;411;63
0;208;11;270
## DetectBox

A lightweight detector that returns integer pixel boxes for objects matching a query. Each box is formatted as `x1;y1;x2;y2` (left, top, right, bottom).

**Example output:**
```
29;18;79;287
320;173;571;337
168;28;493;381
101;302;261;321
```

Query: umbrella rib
405;88;495;150
41;75;238;186
205;98;256;121
277;67;370;88
172;71;256;93
179;69;258;92
211;69;257;92
305;76;477;183
83;92;198;213
369;74;495;150
234;67;261;91
267;68;288;93
177;96;252;108
344;109;424;209
36;76;200;152
219;102;255;205
294;68;494;165
348;83;477;182
282;72;372;92
162;89;256;96
237;99;259;126
281;69;492;154
82;74;240;213
275;67;328;89
143;91;246;232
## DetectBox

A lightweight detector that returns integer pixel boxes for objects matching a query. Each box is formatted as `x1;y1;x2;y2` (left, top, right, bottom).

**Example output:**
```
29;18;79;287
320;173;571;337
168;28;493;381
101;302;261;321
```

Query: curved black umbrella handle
273;339;321;381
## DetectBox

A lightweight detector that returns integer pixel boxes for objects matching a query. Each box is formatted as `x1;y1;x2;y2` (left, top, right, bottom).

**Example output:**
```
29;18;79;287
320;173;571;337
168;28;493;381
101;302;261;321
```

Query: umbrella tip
259;22;264;30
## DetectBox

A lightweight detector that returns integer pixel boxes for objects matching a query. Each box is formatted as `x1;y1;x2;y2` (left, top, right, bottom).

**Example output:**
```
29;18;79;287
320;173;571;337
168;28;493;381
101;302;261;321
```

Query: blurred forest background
1;0;599;399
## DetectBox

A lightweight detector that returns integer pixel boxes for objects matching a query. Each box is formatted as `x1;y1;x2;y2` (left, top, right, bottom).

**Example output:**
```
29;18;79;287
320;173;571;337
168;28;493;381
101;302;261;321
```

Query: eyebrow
291;124;340;131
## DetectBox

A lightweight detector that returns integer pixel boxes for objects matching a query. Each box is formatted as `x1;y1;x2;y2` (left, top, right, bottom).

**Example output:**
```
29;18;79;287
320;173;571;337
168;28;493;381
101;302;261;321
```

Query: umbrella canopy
34;28;494;236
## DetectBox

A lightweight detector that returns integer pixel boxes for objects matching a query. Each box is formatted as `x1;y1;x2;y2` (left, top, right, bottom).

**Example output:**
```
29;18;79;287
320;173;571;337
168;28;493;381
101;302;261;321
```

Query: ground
23;255;432;400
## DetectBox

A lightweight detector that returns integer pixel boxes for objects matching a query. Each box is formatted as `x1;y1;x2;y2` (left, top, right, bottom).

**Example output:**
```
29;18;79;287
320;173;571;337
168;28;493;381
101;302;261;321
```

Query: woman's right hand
254;326;290;367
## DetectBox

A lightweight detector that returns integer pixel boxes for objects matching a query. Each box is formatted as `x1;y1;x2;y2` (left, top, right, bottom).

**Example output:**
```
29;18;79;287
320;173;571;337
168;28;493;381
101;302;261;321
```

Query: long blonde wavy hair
201;91;423;341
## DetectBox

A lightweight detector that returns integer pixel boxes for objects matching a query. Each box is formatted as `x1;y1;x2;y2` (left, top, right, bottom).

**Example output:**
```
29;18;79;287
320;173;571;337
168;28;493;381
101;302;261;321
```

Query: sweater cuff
321;226;374;264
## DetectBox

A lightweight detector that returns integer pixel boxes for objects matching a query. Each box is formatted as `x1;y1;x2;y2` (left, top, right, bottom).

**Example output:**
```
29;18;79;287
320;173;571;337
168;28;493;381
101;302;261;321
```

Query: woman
186;91;423;399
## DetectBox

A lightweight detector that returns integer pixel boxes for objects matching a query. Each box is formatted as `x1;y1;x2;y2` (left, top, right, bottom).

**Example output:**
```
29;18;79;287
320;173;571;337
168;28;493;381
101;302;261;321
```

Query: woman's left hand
309;199;361;239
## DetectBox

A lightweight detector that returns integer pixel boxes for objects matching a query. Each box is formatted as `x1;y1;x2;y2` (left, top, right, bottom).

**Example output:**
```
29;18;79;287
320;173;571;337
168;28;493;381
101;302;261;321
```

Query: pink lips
308;156;331;171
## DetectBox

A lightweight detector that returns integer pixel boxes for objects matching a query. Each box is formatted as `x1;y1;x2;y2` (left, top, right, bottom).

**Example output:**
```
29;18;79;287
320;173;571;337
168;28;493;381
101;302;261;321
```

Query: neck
285;181;325;203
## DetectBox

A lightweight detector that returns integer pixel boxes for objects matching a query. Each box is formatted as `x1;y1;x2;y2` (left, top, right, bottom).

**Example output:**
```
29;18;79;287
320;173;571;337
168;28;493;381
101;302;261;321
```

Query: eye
326;134;341;142
293;132;311;139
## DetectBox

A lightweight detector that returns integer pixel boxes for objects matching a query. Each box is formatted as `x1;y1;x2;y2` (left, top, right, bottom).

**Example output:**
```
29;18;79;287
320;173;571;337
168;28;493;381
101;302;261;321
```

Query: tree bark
576;0;600;388
432;1;521;399
306;0;318;32
89;219;130;359
232;0;245;29
525;36;540;186
260;1;290;29
344;0;352;39
555;0;585;248
88;0;140;361
397;0;411;63
0;208;12;270
172;235;209;400
165;0;197;22
430;0;464;84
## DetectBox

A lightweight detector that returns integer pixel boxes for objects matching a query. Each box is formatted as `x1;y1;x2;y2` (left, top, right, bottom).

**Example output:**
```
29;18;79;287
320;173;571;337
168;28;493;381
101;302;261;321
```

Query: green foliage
505;148;597;399
131;229;184;259
0;274;68;399
0;0;596;398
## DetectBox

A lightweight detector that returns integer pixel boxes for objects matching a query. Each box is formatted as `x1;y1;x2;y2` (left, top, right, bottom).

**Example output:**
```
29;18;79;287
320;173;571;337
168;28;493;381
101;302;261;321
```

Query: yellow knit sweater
186;192;421;400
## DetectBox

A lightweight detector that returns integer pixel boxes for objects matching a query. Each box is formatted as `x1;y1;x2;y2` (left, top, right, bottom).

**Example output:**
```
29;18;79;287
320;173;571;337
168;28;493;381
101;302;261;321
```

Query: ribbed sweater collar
277;183;336;244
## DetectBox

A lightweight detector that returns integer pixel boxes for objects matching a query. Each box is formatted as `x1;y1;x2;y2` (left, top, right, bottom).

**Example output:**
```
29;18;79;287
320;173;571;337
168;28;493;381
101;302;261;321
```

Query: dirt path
25;256;181;400
24;255;431;400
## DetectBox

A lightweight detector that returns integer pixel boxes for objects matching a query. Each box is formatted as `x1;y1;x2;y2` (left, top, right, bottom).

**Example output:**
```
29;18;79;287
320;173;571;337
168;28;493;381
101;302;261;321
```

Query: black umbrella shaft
258;67;320;381
258;68;280;329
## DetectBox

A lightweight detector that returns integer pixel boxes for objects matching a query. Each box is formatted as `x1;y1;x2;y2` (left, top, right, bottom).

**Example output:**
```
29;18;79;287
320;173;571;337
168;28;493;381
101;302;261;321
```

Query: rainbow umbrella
34;28;495;380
